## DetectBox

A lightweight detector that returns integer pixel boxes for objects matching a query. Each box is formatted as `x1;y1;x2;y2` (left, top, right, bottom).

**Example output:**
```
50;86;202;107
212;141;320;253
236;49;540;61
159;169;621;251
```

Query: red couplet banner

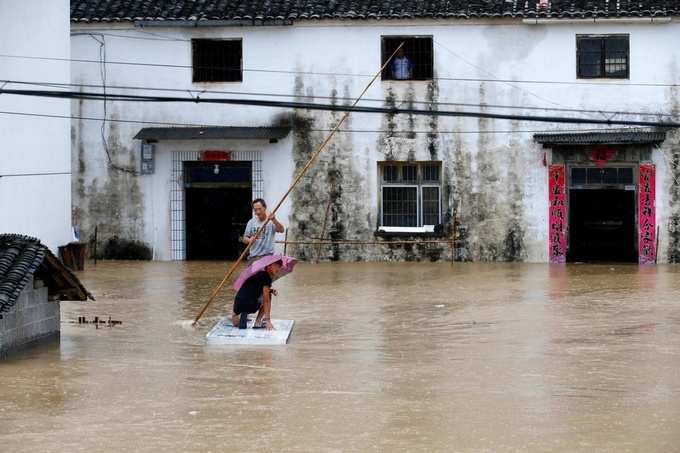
638;164;656;265
549;165;567;263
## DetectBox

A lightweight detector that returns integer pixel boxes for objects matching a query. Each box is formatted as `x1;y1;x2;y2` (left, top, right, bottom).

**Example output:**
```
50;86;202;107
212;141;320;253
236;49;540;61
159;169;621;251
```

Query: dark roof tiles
71;0;680;22
0;235;92;313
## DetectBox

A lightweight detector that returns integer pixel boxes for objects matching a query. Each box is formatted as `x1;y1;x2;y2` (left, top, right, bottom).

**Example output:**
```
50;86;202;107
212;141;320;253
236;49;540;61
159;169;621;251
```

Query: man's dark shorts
233;297;262;315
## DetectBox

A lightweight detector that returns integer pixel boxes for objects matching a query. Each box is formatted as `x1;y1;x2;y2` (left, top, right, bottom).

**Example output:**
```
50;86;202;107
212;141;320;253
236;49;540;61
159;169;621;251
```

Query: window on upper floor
577;35;629;79
192;39;242;83
379;161;442;227
381;36;433;81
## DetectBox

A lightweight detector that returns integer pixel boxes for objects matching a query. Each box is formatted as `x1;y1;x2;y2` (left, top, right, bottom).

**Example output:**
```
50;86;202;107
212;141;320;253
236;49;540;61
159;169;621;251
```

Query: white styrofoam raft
206;318;294;345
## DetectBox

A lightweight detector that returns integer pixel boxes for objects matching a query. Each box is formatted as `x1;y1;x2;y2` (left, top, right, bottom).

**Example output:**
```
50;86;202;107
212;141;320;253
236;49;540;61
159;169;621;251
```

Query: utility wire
0;171;71;178
2;87;679;128
2;78;676;119
85;34;138;174
0;109;642;135
2;52;680;88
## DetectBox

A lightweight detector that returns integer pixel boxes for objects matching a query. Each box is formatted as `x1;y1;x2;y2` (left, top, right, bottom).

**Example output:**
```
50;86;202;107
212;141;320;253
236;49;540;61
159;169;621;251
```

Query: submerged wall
0;277;60;358
70;19;680;262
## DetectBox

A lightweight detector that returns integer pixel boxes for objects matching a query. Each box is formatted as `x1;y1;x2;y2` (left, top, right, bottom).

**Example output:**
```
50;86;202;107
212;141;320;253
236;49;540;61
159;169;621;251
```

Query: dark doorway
568;189;637;262
184;161;252;260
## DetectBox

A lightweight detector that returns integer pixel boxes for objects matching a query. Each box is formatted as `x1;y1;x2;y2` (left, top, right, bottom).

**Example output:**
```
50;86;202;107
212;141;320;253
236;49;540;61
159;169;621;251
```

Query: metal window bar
570;166;637;187
577;36;629;79
192;39;243;83
381;36;433;81
421;185;442;226
381;185;419;227
422;163;441;182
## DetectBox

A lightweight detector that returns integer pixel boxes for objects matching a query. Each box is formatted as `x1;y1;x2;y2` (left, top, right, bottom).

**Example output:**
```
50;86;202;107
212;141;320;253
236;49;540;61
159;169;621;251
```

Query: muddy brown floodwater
1;261;680;452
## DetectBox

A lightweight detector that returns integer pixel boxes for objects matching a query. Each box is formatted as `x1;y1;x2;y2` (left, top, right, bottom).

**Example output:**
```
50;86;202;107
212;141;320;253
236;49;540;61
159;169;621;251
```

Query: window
381;36;433;81
570;167;634;186
577;35;629;79
379;162;442;228
192;39;242;83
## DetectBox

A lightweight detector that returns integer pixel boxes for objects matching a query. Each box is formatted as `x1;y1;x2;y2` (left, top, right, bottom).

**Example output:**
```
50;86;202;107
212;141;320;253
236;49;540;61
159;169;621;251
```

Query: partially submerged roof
70;0;680;23
134;126;291;141
0;235;93;314
534;128;668;147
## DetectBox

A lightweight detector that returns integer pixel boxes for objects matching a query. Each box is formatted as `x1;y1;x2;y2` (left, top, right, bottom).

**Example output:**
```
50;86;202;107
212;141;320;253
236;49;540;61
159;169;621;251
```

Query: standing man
243;198;285;264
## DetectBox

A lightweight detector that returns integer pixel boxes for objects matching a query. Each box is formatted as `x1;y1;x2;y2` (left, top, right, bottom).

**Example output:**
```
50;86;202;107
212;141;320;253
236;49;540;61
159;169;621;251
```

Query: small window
421;186;441;226
577;35;629;79
618;167;633;184
572;168;586;185
192;39;242;83
381;36;433;81
402;165;417;182
571;167;635;186
379;162;442;228
383;165;398;182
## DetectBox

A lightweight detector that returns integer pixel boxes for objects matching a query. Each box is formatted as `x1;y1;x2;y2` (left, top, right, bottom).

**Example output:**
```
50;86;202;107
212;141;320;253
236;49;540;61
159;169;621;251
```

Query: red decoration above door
201;150;231;161
589;146;616;167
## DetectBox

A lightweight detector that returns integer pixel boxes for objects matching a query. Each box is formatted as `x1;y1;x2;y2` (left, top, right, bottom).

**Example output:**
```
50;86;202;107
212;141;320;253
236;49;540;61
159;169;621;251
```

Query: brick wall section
0;277;60;357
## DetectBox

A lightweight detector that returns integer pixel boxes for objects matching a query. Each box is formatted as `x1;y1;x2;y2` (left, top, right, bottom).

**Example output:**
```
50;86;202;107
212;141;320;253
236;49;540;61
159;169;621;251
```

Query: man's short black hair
252;198;267;208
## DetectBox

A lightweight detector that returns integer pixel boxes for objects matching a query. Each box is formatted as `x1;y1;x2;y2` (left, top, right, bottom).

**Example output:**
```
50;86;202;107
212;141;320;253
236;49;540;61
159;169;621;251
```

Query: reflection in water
1;261;679;452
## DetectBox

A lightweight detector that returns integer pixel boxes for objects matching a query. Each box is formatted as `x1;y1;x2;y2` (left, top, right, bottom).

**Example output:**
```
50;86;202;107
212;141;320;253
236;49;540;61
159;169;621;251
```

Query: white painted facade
69;18;680;262
0;0;73;251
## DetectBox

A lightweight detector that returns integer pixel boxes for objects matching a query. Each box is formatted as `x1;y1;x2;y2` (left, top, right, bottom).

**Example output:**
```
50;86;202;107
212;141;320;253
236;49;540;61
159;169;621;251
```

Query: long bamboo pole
315;188;334;263
192;43;405;326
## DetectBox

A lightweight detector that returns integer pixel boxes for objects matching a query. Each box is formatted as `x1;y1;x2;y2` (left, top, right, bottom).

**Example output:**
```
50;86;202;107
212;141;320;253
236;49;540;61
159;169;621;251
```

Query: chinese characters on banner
638;164;656;265
549;165;567;263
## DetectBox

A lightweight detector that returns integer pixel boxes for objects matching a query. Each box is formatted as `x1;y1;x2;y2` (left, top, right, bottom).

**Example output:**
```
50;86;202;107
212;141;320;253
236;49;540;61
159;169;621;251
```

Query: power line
2;52;680;88
0;171;71;178
0;108;640;135
2;87;679;128
3;78;676;119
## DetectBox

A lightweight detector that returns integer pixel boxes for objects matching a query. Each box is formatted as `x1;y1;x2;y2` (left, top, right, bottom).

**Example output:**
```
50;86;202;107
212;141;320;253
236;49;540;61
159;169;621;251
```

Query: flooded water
1;261;680;452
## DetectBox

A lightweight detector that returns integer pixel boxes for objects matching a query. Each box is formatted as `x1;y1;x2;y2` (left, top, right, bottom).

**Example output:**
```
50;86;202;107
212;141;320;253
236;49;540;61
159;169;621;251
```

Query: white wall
69;19;680;262
0;0;72;251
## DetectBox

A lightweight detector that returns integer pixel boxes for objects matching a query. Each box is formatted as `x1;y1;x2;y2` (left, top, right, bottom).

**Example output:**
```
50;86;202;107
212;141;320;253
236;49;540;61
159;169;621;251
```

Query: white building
0;0;73;251
68;1;680;263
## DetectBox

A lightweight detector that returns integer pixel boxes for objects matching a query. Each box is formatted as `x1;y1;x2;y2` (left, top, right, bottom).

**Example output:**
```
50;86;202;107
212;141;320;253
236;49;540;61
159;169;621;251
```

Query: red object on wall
201;150;231;161
638;164;656;264
589;146;616;167
549;165;567;263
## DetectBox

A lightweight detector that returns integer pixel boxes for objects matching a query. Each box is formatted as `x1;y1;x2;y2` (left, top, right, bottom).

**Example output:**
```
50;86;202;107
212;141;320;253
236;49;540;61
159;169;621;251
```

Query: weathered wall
69;19;680;262
0;0;72;251
0;277;60;358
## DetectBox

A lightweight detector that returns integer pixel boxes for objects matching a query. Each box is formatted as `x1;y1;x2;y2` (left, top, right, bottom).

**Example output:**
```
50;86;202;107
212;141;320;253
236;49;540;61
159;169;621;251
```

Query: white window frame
378;162;443;232
420;184;442;226
380;184;420;228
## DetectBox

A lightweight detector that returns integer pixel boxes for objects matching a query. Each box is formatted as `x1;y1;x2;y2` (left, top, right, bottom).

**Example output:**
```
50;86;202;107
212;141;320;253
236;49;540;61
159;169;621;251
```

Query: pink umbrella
233;255;297;291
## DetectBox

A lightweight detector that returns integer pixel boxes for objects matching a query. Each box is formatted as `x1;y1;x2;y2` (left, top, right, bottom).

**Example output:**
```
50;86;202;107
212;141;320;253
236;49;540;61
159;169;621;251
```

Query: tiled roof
534;128;668;146
70;0;680;23
0;235;92;314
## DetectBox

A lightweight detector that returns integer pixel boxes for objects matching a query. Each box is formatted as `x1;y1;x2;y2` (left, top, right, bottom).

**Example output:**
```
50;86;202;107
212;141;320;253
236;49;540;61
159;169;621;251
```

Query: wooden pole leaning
315;186;334;263
191;43;405;326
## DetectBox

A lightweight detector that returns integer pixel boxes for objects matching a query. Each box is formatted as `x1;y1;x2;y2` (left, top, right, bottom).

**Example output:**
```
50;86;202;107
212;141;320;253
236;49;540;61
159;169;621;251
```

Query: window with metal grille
577;35;629;79
379;162;442;227
381;36;433;81
192;39;242;83
571;167;634;186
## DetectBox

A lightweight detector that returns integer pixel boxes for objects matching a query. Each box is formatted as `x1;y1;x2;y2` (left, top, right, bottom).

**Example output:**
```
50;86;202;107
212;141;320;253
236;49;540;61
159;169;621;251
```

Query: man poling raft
231;255;297;330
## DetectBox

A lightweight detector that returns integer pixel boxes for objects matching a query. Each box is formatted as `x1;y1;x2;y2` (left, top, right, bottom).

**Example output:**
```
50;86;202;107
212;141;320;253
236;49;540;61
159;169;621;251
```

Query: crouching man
231;261;282;330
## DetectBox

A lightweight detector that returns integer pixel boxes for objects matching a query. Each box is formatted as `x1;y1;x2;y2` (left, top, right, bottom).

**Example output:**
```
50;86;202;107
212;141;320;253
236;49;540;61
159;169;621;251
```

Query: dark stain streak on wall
71;109;147;253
